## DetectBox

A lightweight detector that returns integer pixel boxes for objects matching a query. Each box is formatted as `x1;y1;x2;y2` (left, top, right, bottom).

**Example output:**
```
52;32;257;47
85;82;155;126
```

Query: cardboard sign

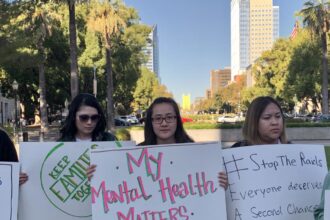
90;142;227;220
223;144;327;220
0;162;19;220
18;141;135;220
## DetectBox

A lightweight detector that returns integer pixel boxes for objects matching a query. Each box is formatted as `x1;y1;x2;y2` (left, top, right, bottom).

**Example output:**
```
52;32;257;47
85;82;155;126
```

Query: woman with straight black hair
139;97;193;145
137;97;228;189
59;93;116;142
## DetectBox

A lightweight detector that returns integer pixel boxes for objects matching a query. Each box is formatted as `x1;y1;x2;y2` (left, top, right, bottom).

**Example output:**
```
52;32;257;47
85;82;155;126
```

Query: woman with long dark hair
138;97;227;188
139;97;193;145
59;93;116;142
232;96;289;147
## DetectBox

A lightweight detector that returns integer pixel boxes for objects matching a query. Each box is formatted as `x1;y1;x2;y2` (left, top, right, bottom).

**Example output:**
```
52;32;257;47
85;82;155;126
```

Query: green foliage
114;128;131;141
286;30;322;110
0;0;150;120
132;67;158;111
132;67;172;112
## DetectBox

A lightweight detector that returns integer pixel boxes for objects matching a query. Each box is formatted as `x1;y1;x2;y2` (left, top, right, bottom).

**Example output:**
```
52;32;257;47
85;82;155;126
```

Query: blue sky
124;0;307;105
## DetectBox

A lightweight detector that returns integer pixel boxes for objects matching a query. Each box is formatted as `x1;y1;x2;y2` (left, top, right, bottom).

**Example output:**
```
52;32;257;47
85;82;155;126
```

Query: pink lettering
159;172;218;204
126;148;163;181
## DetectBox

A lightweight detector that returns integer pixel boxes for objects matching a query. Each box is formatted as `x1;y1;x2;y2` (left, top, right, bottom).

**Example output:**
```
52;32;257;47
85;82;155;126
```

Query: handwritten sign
18;141;135;220
222;144;327;220
0;162;19;220
90;142;227;220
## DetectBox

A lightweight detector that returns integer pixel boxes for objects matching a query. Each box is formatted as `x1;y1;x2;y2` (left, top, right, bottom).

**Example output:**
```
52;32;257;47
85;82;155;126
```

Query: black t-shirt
0;129;18;162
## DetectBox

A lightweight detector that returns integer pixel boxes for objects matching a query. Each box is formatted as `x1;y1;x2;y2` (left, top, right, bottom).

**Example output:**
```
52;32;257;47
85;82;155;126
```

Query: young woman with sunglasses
59;93;116;142
139;97;228;189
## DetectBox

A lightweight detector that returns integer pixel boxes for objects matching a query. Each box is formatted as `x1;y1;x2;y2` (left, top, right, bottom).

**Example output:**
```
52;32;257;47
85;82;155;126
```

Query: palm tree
299;0;330;113
14;1;60;133
68;0;79;99
87;0;126;130
54;0;80;99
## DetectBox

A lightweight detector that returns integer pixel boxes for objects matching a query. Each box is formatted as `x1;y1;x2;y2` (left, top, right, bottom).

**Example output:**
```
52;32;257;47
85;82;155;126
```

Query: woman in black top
232;96;289;147
59;93;116;142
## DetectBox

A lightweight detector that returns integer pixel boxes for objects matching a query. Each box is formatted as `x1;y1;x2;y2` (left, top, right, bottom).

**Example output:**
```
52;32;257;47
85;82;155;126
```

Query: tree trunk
105;46;115;131
38;44;49;133
68;0;79;100
321;32;329;113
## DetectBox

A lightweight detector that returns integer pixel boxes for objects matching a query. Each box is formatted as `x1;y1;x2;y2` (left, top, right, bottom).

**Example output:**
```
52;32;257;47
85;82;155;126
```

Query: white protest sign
0;162;19;220
223;144;327;220
91;142;227;220
324;190;330;219
19;141;135;220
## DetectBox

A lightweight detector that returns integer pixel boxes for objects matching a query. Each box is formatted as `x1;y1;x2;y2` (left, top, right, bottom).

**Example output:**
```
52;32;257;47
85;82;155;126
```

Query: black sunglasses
77;114;100;122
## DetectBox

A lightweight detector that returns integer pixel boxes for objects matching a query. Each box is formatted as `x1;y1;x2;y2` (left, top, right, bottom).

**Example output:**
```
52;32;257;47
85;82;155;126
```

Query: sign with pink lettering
18;141;135;220
0;162;19;220
222;144;327;220
90;142;227;220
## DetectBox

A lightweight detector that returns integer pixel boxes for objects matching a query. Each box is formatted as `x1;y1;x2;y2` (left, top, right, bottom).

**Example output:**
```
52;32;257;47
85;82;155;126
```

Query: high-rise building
210;68;231;97
143;25;160;78
182;94;191;111
231;0;279;81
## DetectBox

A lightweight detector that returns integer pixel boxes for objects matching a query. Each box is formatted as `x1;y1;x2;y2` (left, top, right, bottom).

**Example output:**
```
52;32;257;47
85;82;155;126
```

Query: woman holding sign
59;93;116;142
0;128;28;185
231;96;289;147
139;97;228;189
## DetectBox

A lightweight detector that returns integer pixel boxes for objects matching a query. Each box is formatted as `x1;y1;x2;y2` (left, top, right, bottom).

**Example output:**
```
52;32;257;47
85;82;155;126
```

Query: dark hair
140;97;193;145
59;93;107;141
243;96;288;145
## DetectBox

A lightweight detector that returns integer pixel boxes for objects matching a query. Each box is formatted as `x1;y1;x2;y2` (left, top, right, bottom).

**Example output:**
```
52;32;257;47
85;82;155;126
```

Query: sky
124;0;307;105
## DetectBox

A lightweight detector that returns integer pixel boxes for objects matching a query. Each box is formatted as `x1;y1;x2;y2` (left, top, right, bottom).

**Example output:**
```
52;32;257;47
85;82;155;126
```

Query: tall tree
68;0;79;99
299;0;330;113
87;0;126;130
12;1;60;133
132;67;159;111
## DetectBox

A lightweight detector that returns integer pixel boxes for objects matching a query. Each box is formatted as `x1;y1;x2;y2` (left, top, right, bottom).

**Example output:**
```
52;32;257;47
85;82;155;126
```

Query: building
231;0;279;81
210;68;231;97
143;25;160;78
0;94;17;125
182;94;191;111
205;89;211;99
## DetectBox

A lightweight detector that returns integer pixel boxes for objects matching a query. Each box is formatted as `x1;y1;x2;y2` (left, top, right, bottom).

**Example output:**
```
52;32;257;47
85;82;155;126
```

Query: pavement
17;125;60;142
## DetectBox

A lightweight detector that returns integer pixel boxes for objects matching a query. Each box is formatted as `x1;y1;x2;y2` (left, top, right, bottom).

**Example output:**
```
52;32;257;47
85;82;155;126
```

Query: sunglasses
77;114;100;122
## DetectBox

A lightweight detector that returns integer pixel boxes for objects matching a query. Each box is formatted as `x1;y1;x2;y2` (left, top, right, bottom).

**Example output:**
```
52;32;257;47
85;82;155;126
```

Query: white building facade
231;0;279;81
143;25;160;79
0;94;17;125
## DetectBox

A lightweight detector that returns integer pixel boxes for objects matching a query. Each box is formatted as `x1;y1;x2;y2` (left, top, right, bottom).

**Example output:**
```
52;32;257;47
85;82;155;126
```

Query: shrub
114;128;131;141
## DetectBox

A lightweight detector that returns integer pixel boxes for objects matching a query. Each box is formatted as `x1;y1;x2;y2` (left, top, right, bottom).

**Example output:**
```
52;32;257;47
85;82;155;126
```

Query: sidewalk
18;125;60;142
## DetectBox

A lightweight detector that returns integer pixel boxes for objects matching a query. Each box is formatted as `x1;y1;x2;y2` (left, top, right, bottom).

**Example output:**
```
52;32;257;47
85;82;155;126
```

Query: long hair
140;97;193;145
59;93;107;141
243;96;288;145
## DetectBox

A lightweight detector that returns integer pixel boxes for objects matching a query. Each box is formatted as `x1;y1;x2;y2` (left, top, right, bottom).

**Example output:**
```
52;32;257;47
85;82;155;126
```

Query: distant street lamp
93;65;97;97
12;80;18;127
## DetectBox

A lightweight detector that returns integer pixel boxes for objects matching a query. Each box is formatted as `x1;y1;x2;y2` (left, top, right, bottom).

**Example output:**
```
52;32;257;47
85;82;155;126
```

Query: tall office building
182;94;191;110
210;68;231;97
143;25;160;78
231;0;279;81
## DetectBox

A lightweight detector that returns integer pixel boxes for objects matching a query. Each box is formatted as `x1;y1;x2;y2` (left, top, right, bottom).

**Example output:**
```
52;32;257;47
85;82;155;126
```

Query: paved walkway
18;125;60;142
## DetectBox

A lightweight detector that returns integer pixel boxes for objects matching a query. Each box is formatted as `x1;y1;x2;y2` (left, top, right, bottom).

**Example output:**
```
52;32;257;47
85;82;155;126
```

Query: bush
114;128;131;141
